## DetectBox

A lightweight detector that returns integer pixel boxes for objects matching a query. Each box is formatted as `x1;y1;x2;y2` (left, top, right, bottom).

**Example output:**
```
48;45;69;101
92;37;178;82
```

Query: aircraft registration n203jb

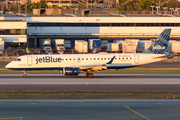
5;29;174;78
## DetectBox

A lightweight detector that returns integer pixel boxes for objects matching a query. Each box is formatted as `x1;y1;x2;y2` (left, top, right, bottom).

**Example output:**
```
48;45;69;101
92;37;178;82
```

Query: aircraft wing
66;56;115;72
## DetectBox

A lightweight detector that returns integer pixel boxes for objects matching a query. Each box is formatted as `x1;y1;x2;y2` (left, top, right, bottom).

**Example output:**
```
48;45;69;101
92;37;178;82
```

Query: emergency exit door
27;56;32;66
134;54;139;64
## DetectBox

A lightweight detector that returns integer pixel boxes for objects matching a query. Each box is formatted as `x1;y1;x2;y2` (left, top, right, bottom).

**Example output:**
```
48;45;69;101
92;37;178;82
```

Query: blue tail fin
142;29;171;54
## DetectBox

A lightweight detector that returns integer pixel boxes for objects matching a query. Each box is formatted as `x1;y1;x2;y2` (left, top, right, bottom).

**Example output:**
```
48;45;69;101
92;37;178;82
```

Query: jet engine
63;67;80;76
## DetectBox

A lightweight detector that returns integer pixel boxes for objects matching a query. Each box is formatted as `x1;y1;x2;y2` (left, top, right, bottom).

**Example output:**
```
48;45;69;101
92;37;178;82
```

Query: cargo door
134;54;139;64
27;56;32;66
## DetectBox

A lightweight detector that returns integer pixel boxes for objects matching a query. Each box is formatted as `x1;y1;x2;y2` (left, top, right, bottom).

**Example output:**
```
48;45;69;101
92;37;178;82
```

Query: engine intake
63;67;80;76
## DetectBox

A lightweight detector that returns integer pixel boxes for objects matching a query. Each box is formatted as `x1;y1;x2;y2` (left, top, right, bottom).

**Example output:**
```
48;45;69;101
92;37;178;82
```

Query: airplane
109;13;127;17
5;29;174;78
62;13;77;17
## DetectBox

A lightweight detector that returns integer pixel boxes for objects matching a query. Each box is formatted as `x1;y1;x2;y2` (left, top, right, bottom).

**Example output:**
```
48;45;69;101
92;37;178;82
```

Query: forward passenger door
27;56;32;66
134;54;139;64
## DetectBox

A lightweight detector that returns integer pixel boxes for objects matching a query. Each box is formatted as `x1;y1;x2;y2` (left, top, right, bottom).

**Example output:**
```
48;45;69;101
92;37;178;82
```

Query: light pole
173;8;179;15
175;8;180;15
169;8;174;15
156;6;160;14
163;7;167;14
151;6;155;14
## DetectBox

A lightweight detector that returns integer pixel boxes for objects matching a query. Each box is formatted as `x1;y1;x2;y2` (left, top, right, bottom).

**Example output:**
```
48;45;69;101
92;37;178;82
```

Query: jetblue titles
36;56;61;64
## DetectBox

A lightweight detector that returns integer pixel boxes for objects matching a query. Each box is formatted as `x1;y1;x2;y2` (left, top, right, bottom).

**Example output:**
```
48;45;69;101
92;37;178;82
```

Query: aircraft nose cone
5;63;11;69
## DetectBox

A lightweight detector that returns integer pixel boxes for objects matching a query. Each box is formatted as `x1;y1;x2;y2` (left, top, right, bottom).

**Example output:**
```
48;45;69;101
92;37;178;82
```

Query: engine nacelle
63;67;80;76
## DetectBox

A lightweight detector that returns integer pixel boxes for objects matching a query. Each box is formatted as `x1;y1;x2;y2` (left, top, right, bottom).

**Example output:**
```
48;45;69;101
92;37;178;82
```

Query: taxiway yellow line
124;105;151;120
0;117;25;119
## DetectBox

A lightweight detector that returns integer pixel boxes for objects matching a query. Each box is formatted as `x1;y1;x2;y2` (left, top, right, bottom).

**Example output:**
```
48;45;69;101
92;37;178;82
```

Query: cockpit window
14;58;21;61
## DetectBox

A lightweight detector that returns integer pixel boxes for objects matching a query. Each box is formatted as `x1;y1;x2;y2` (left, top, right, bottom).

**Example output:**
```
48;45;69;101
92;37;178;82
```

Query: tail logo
153;45;166;50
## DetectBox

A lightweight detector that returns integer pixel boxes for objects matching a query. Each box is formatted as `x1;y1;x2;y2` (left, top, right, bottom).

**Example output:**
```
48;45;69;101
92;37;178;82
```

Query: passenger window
123;58;124;59
73;58;75;60
90;58;92;60
101;58;103;60
86;58;88;60
104;58;106;60
115;58;117;60
94;58;96;60
119;58;120;60
98;58;99;60
130;58;132;59
126;58;128;59
16;58;21;61
66;59;68;60
70;59;71;60
108;58;110;60
82;58;84;60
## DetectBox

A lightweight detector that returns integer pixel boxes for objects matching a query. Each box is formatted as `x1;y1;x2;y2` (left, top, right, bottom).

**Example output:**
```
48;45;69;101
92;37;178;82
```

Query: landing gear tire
23;70;27;78
86;73;93;78
23;74;27;77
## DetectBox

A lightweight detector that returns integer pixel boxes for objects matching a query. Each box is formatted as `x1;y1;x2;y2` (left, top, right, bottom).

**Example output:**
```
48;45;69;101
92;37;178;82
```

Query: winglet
106;56;115;64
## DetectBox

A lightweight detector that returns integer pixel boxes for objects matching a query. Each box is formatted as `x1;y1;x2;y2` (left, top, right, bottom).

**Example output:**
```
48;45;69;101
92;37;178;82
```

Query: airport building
2;16;180;49
0;17;27;50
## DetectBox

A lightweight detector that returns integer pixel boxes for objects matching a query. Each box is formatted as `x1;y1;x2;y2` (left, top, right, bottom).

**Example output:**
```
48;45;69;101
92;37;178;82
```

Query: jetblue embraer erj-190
5;29;174;78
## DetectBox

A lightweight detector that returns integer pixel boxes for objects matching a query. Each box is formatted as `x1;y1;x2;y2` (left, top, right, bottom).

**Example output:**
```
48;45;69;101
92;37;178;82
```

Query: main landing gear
23;70;27;77
86;73;93;78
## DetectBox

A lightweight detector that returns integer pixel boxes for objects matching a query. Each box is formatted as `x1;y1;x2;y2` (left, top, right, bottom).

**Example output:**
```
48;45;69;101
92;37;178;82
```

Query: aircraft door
134;54;139;64
27;56;32;66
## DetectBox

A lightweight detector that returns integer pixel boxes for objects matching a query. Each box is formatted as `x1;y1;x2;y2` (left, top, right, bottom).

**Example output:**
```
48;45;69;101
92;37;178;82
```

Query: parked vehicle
34;49;42;54
43;38;52;53
55;39;65;54
6;53;12;57
88;39;101;53
45;48;53;54
12;49;27;56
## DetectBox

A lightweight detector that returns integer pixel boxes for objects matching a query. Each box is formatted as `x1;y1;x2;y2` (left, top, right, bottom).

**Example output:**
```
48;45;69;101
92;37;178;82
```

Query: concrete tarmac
0;73;180;90
0;99;179;120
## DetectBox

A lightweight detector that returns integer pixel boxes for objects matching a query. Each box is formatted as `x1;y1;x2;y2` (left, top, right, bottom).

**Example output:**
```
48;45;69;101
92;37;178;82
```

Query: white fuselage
6;53;166;70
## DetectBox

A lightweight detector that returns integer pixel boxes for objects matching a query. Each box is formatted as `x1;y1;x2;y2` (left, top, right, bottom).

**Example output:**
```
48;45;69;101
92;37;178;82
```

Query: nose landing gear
23;70;27;77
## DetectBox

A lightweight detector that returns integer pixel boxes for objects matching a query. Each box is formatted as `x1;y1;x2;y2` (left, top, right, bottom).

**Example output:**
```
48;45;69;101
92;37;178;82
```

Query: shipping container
0;39;4;51
106;43;119;53
138;40;153;52
75;40;88;54
169;40;180;55
121;41;137;53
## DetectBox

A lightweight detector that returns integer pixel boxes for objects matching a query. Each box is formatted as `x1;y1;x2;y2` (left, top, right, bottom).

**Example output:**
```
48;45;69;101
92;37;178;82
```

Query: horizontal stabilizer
153;54;174;59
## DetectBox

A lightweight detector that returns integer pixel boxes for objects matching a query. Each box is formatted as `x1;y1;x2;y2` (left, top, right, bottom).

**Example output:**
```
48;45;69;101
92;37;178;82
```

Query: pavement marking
26;117;51;120
124;105;151;120
0;117;25;119
31;103;37;104
157;103;163;104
